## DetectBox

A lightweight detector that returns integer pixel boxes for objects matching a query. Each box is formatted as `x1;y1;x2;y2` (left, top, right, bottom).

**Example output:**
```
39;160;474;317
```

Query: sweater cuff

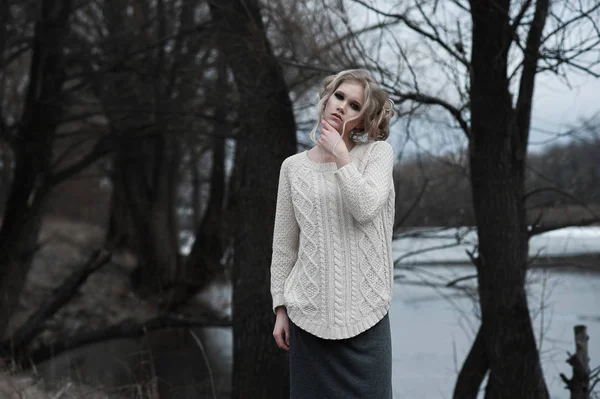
272;293;285;314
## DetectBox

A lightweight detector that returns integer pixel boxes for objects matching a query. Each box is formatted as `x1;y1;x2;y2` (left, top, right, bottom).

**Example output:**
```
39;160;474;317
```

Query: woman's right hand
273;306;290;351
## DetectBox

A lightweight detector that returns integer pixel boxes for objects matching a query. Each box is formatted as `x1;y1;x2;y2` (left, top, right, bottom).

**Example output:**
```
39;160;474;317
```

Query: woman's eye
335;93;343;100
351;103;360;111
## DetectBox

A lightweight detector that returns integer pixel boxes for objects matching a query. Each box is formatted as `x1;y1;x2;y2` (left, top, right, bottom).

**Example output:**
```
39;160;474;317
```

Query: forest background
0;0;599;398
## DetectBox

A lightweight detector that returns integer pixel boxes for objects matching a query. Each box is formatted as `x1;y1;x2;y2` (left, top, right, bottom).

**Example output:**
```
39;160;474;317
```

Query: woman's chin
326;119;343;131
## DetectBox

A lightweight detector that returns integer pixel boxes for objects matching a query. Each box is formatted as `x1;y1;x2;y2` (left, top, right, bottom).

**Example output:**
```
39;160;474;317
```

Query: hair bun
383;99;394;115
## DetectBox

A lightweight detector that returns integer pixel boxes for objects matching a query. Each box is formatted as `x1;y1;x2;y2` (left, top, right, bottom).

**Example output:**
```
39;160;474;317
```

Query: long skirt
289;313;392;399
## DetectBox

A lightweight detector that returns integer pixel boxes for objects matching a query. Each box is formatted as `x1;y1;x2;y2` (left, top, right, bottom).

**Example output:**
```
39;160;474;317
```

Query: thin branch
515;0;550;147
396;91;471;139
525;186;600;237
51;136;94;170
393;177;429;234
276;58;337;74
49;133;117;186
511;0;534;34
189;330;218;399
446;274;477;287
348;0;470;68
319;18;402;55
393;242;466;266
540;53;600;78
0;43;30;69
541;3;600;46
530;216;600;237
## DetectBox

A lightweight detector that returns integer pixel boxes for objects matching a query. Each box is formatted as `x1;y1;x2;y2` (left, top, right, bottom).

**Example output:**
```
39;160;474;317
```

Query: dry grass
0;372;125;399
0;371;163;398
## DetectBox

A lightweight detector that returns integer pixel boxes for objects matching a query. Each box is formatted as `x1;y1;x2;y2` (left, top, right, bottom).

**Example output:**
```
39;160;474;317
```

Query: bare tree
67;0;217;295
0;0;74;338
176;48;230;304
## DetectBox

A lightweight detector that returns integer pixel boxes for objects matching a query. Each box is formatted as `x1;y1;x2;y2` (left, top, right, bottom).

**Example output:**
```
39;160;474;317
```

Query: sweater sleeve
334;141;394;224
270;158;300;312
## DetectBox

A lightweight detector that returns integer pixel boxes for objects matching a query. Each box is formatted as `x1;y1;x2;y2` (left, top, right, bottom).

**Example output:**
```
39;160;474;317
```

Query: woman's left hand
318;119;348;157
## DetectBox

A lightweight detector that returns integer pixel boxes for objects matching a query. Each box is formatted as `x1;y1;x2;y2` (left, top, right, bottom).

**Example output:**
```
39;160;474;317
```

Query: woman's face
323;81;365;135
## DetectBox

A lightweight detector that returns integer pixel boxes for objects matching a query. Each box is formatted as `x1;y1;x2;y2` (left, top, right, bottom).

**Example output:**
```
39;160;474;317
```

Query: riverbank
397;252;600;272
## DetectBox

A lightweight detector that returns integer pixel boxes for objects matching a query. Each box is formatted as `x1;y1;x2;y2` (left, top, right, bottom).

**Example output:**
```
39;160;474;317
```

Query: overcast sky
530;70;600;148
345;0;600;156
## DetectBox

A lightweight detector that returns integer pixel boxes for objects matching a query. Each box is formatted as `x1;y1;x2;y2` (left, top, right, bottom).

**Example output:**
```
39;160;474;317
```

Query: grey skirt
289;313;392;399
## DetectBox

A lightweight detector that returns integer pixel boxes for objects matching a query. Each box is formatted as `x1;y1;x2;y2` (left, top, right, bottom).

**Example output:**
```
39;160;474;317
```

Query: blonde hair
309;69;395;148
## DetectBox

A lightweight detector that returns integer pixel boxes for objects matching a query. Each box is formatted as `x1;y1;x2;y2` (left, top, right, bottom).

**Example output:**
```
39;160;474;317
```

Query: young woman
270;69;395;398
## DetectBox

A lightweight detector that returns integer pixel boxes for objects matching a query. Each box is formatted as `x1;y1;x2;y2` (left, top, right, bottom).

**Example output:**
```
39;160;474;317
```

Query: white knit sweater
270;140;396;340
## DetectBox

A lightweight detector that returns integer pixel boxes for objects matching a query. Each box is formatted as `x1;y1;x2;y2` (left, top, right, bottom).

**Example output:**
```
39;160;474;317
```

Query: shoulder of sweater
356;140;392;153
282;151;304;163
280;151;305;171
351;140;393;165
370;140;393;151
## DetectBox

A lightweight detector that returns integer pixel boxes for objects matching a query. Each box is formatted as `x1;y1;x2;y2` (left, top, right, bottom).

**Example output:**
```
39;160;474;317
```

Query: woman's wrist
335;153;351;169
275;306;287;315
333;139;352;168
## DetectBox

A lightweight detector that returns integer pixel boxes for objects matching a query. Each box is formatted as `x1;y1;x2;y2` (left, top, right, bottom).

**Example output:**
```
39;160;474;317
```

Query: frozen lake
390;226;600;399
392;226;600;264
391;266;599;399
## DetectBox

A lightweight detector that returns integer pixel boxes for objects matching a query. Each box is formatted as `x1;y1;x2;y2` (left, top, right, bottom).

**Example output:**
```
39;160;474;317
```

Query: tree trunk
106;131;181;295
0;0;72;338
453;326;489;399
208;1;297;397
100;0;181;295
182;50;228;292
560;325;591;399
454;1;550;398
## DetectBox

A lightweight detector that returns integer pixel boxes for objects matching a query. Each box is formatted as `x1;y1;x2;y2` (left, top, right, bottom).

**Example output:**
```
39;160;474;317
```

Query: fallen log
23;314;231;367
0;248;112;359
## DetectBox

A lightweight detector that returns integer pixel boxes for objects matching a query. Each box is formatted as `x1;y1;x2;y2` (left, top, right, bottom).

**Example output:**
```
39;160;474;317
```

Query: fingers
273;328;289;351
273;311;291;351
319;121;334;149
285;325;290;347
320;119;335;136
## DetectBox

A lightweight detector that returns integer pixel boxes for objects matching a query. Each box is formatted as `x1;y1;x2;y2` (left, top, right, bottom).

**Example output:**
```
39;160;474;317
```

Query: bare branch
511;0;534;33
49;133;116;186
446;274;477;287
393;242;465;266
525;186;600;236
515;0;550;149
0;248;112;358
393;177;429;234
529;217;599;237
277;58;337;74
19;314;231;368
395;91;471;139
541;3;600;46
348;0;470;68
448;0;470;13
0;42;30;70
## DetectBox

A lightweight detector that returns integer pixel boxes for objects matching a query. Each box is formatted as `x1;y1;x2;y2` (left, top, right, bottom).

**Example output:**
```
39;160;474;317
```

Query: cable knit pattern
270;141;395;340
326;174;345;326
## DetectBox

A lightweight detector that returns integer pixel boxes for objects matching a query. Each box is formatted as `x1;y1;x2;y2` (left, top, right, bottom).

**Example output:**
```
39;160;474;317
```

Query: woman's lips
331;113;342;122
